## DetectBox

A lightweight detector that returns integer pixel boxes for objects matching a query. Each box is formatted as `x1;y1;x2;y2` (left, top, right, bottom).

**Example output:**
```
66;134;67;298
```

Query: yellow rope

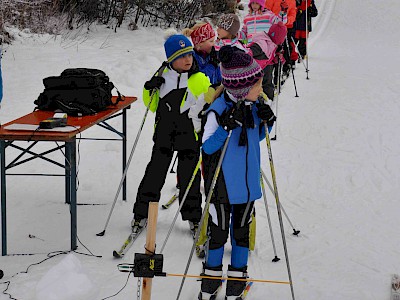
166;273;290;285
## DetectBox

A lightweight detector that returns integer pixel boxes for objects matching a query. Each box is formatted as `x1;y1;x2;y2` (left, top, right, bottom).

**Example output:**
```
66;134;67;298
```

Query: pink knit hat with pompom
248;0;265;10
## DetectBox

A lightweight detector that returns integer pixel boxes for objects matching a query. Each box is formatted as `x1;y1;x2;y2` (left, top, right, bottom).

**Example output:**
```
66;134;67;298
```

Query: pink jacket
246;32;277;69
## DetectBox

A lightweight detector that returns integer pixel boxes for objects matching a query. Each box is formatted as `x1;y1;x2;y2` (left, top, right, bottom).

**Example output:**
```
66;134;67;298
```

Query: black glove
257;103;276;127
220;106;244;131
144;76;165;90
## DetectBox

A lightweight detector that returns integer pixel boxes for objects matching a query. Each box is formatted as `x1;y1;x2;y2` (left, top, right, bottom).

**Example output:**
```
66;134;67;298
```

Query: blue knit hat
164;34;194;63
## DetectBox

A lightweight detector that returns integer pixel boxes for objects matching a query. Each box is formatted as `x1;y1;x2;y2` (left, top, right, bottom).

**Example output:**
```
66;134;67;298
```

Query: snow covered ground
1;0;400;299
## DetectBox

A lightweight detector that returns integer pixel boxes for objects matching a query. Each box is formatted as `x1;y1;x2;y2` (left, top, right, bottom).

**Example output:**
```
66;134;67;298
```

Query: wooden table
0;96;137;255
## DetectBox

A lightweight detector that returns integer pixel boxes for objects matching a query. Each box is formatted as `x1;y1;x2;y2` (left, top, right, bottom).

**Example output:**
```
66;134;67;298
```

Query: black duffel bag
34;68;122;116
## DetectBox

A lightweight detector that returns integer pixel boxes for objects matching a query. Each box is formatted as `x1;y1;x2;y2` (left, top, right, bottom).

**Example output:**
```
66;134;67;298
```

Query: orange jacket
264;0;297;28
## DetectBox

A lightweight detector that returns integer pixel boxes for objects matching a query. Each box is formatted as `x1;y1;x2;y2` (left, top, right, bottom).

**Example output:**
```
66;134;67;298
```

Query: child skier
238;0;288;101
198;46;276;300
131;33;211;238
238;0;287;43
182;22;221;86
214;13;247;52
294;0;318;60
246;21;287;100
265;0;298;78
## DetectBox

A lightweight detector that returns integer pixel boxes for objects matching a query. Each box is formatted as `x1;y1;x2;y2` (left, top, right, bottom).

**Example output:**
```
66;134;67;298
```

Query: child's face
196;37;215;54
251;2;261;11
171;54;193;73
245;78;263;101
217;27;233;40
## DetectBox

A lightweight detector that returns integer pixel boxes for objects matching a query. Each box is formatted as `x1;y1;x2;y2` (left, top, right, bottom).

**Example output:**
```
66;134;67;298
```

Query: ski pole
96;94;154;237
260;174;280;262
306;0;309;79
272;57;282;140
261;169;300;235
259;96;300;234
264;122;296;300
96;62;168;237
160;155;202;254
285;37;299;98
260;92;278;141
175;131;232;300
291;36;308;75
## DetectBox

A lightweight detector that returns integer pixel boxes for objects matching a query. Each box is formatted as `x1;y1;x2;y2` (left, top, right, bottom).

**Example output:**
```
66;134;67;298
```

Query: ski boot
189;220;206;258
225;265;248;300
189;220;199;239
198;263;223;300
131;217;147;234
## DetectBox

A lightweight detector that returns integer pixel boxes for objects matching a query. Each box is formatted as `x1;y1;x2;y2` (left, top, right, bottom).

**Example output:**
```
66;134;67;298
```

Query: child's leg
133;145;173;219
226;201;255;298
262;64;275;101
177;147;202;223
206;202;231;267
298;37;307;57
230;201;254;268
200;202;231;298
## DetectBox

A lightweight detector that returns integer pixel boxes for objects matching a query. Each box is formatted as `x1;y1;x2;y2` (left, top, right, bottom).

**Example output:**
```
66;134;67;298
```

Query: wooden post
141;202;159;300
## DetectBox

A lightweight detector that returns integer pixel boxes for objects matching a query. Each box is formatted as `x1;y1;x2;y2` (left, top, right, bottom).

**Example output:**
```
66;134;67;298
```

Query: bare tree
0;0;237;41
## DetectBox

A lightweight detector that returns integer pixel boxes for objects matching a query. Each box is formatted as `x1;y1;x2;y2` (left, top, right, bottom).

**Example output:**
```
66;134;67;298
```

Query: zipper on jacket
245;137;250;203
177;73;181;89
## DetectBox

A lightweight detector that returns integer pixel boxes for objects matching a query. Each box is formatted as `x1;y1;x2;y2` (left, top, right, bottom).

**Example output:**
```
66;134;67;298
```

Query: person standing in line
294;0;318;60
183;22;221;86
238;0;287;43
198;46;276;300
214;13;246;52
265;0;298;77
131;33;211;239
237;0;287;100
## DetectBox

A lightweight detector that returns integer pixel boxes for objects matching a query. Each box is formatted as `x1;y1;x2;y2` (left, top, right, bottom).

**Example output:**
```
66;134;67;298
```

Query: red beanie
190;23;215;46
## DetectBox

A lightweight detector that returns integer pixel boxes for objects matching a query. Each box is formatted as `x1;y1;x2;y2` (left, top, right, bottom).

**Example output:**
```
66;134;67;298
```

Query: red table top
0;96;137;142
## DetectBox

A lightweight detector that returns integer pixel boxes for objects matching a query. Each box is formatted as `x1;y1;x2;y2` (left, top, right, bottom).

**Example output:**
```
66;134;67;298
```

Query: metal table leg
122;108;127;201
65;140;71;205
1;140;7;256
66;139;77;250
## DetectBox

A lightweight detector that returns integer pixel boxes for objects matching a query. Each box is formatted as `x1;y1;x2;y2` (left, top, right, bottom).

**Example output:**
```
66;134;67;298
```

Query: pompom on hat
219;46;264;100
164;34;194;63
190;23;215;46
268;22;287;45
217;14;241;37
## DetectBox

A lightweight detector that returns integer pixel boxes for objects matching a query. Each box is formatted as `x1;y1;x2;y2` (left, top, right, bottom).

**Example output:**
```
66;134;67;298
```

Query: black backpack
34;68;122;116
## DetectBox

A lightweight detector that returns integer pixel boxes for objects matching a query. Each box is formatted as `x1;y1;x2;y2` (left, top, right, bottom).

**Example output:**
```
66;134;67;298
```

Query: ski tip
162;205;168;209
113;250;123;258
96;230;106;236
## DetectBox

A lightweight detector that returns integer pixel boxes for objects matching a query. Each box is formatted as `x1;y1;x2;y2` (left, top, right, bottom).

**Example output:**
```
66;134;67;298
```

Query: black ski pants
133;144;202;222
208;201;255;250
262;64;275;101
